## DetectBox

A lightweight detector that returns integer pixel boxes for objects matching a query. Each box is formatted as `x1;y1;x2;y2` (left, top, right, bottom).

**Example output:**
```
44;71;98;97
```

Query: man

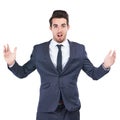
3;10;116;120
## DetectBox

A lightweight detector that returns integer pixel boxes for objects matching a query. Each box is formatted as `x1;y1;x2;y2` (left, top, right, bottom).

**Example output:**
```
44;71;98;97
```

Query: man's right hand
3;44;17;66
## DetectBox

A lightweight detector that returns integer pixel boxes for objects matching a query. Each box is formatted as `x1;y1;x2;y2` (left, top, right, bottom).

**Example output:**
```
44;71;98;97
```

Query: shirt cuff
8;61;15;68
102;64;110;71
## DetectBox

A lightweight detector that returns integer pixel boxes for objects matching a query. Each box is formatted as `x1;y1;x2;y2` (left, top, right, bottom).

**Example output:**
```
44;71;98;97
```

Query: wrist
102;63;110;71
8;61;15;67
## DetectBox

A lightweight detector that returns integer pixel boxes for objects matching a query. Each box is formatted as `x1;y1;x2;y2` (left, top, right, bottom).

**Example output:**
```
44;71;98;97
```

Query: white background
0;0;120;120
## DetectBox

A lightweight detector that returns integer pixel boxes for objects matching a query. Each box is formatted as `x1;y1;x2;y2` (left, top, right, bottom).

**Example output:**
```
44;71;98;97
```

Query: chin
57;40;64;43
56;38;65;43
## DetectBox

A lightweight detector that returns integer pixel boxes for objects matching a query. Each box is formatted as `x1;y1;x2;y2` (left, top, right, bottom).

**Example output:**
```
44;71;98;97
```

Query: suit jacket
8;40;109;114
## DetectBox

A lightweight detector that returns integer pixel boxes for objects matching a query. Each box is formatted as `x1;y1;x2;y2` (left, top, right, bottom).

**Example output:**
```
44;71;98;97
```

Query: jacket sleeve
8;46;36;78
82;46;110;80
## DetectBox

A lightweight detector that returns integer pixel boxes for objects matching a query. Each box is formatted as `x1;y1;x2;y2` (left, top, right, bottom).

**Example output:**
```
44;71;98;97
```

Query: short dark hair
49;10;69;27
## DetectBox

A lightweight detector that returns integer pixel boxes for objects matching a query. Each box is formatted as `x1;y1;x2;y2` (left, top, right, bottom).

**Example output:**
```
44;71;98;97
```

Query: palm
104;50;116;68
3;44;17;66
4;50;15;62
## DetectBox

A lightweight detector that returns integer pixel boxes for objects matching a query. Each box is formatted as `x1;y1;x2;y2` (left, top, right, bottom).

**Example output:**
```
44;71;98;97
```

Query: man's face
50;18;70;43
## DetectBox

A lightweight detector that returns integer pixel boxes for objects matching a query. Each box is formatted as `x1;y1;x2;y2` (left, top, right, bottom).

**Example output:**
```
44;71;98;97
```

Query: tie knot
57;44;63;50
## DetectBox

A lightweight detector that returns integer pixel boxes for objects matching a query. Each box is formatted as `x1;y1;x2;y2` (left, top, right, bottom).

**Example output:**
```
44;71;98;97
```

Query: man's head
49;10;69;27
49;10;70;43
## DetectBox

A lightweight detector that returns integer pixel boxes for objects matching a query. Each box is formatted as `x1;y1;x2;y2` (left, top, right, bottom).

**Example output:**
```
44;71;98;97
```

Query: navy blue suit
8;40;109;119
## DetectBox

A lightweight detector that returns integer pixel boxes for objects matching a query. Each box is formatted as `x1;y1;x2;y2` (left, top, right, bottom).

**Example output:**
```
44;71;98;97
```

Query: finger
14;47;17;53
107;50;112;56
3;44;8;53
7;44;10;52
4;44;9;52
112;50;116;58
3;45;6;53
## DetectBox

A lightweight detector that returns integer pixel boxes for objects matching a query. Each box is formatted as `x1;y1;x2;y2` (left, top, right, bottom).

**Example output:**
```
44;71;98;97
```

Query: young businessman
4;10;116;120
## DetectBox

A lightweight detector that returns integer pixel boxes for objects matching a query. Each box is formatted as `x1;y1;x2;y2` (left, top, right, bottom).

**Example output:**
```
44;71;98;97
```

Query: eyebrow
52;23;67;26
61;23;67;26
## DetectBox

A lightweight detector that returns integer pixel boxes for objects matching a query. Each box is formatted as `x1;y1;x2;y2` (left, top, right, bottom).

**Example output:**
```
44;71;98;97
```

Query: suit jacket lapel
62;40;74;74
43;40;58;74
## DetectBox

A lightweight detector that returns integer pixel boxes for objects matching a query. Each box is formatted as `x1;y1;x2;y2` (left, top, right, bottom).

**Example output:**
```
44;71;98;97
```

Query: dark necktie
57;45;62;73
57;45;63;104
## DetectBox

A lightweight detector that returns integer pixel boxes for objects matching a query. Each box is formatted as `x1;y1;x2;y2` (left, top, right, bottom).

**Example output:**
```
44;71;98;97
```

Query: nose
57;26;62;32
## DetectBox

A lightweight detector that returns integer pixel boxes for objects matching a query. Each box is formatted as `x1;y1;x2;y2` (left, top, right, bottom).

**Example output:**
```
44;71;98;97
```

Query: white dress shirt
49;39;70;69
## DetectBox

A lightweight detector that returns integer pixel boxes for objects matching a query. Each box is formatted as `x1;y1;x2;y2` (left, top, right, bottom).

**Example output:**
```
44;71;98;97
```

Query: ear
49;26;52;30
67;25;70;30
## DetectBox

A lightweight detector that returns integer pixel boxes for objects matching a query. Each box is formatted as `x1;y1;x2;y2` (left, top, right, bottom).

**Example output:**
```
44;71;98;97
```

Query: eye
53;24;58;28
62;24;67;28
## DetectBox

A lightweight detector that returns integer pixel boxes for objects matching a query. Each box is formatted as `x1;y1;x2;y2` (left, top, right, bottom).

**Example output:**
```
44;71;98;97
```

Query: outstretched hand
3;44;17;66
103;50;116;69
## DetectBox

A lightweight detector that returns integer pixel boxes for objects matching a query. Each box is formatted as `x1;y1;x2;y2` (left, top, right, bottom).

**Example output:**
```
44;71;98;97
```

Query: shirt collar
50;39;69;47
